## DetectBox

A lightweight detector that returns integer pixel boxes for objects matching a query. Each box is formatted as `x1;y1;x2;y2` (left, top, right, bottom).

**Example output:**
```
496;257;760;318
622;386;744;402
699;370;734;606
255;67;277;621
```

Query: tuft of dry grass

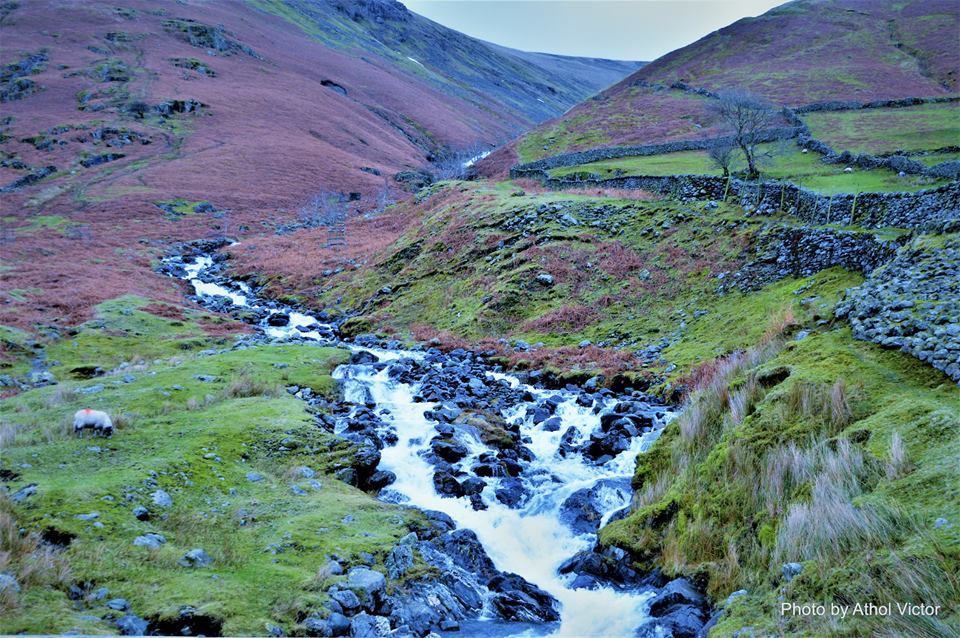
44;387;78;408
221;372;281;400
0;422;18;449
772;438;906;566
779;377;859;433
111;410;135;431
305;561;337;591
830;379;852;428
186;394;218;411
885;431;911;480
0;493;72;612
774;480;900;564
0;415;73;449
632;471;672;511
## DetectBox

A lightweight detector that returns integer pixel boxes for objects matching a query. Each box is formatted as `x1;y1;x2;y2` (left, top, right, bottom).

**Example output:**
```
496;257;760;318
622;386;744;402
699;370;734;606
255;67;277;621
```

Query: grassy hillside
0;300;430;635
481;0;960;168
629;0;957;104
803;101;960;154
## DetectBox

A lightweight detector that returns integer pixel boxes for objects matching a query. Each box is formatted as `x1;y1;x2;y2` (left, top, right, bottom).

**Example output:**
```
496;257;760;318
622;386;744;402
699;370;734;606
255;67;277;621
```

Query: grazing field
549;143;951;194
803;102;960;155
513;87;725;164
0;305;435;635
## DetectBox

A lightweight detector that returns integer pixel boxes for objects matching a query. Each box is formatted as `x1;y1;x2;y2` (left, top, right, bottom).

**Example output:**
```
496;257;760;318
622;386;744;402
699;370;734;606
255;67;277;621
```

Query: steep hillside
481;0;959;168
0;0;635;329
249;0;642;124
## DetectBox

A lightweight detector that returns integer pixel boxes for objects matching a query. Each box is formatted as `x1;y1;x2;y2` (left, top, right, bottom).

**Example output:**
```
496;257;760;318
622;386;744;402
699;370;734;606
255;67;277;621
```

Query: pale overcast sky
402;0;789;61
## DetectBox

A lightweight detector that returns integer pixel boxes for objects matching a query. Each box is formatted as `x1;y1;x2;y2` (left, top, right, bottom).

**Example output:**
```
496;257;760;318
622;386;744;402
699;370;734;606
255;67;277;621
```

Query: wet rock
431;438;469;463
424;405;462;423
494;477;528;508
559;490;601;535
328;612;351;636
648;578;706;616
335;468;359;486
581;430;630;463
351;350;379;365
88;586;110;601
107;598;130;611
421;510;456;536
348;612;391;638
636;606;707;638
352;445;382;477
178;548;213;568
460;477;486;496
331;589;361;613
541;416;562;432
439;618;459;631
488;572;560;622
116;614;149;636
469;494;487;511
133;533;166;549
366;470;396;491
386;543;414;579
346;566;387;607
300;616;336;637
557;546;648;590
558;427;579;458
431;530;497;583
151;489;173;508
781;562;802;582
11;483;37;503
266;313;290;327
641;577;711;637
433;470;464;498
559;478;631;535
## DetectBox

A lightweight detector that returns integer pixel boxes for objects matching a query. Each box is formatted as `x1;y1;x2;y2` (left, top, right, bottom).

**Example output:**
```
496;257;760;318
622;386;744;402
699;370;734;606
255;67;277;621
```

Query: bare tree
710;89;776;178
707;138;737;177
299;191;346;228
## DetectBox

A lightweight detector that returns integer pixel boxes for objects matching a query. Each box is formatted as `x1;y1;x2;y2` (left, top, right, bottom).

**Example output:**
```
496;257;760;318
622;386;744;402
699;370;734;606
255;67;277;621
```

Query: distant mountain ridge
254;0;643;124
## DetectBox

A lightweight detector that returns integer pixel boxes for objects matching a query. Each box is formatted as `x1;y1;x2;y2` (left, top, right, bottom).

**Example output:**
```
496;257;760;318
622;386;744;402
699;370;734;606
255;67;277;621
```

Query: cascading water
165;251;679;637
337;363;665;637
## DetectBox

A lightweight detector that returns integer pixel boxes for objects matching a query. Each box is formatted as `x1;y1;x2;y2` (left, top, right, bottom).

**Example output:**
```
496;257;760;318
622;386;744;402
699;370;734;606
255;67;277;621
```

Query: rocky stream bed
147;242;718;638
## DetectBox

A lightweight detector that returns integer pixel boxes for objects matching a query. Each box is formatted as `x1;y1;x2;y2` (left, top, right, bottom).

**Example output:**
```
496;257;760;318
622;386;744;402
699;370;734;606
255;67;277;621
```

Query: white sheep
73;408;113;438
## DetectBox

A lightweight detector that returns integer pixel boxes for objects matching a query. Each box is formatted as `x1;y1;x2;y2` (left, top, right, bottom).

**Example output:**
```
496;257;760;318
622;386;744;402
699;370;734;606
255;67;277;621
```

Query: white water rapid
169;253;674;637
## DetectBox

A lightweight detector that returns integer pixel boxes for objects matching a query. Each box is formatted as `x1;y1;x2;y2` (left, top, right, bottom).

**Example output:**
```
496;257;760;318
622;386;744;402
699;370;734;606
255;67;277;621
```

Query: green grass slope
0;302;427;636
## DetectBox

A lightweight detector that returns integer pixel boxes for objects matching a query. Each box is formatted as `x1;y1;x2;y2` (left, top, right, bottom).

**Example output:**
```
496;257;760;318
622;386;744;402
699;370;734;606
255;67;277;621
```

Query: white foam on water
339;364;664;637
